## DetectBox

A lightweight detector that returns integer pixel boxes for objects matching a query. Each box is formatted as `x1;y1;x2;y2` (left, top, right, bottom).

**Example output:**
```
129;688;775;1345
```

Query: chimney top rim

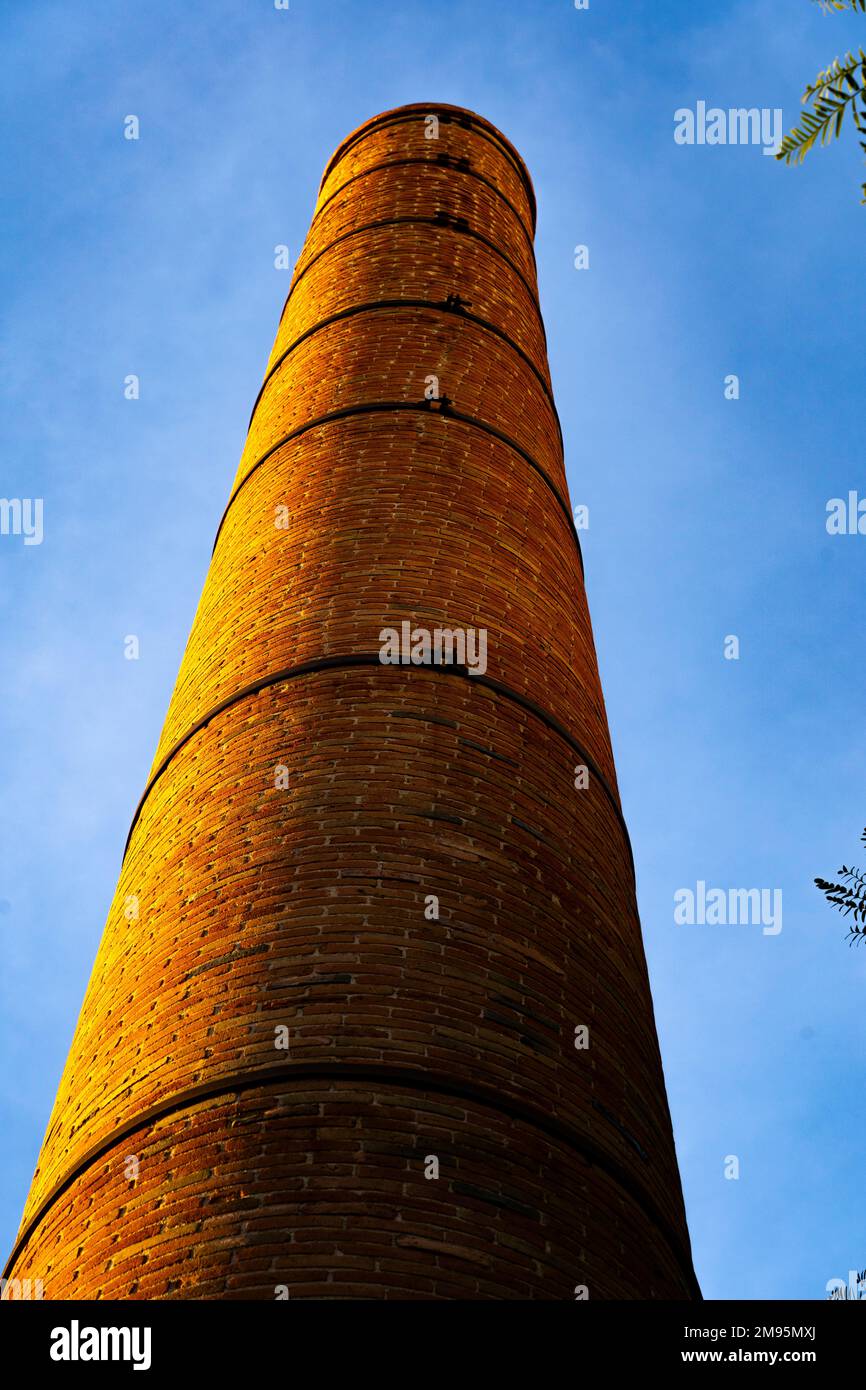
319;102;537;235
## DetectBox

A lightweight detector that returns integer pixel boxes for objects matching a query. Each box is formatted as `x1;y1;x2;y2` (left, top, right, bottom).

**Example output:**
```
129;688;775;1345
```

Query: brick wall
3;103;698;1300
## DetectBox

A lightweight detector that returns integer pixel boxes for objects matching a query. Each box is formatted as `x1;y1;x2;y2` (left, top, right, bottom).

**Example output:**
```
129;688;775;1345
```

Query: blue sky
1;0;864;1300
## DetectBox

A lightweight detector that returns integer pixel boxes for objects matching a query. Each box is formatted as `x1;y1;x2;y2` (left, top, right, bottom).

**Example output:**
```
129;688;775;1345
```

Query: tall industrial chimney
4;104;698;1300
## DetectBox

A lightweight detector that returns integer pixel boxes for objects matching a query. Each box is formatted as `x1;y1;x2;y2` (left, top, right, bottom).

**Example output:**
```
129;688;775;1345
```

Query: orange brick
2;103;697;1302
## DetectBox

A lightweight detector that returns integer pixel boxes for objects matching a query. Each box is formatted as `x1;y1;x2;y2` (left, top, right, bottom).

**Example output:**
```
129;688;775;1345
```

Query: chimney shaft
4;104;697;1300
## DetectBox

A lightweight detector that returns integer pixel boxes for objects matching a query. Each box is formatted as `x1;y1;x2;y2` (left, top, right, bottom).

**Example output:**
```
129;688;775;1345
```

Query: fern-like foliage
815;828;866;943
778;3;866;201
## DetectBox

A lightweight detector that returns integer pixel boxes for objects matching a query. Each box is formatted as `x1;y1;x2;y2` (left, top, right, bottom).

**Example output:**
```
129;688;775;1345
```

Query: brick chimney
3;103;698;1300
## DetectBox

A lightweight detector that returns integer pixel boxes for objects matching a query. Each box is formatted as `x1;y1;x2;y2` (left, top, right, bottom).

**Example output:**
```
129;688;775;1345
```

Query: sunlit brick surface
4;103;697;1300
